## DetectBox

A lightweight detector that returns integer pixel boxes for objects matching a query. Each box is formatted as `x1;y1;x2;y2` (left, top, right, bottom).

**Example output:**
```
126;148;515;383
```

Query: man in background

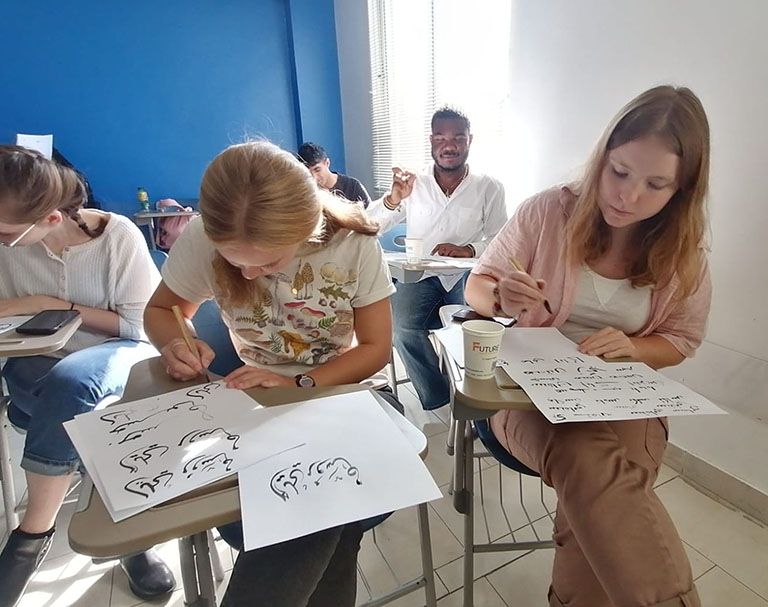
298;142;372;208
367;107;507;410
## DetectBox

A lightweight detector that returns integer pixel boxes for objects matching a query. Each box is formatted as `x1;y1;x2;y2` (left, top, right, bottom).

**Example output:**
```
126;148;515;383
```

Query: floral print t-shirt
162;218;395;375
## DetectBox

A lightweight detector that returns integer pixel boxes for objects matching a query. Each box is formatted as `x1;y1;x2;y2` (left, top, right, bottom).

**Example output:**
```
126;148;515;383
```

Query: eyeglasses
0;223;36;248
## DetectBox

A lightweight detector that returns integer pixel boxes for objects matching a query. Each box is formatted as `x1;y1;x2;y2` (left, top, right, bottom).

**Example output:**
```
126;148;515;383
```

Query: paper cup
405;238;424;264
462;320;505;380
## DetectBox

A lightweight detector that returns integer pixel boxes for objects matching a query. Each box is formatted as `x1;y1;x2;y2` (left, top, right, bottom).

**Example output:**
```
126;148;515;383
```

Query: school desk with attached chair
381;252;477;400
437;305;555;607
0;315;83;535
134;208;199;251
68;356;438;607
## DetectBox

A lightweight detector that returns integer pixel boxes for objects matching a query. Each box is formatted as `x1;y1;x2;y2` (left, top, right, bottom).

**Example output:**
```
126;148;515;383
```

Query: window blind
368;0;435;196
368;0;512;197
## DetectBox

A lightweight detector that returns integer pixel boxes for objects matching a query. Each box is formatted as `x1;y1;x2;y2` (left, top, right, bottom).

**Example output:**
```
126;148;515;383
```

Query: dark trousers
220;523;365;607
219;389;404;606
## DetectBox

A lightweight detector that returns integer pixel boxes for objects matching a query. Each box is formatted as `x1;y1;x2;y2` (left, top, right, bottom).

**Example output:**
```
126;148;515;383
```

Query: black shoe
0;527;55;607
119;548;176;600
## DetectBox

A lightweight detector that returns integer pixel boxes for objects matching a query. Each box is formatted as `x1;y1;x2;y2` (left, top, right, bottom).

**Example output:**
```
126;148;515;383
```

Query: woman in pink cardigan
465;85;711;607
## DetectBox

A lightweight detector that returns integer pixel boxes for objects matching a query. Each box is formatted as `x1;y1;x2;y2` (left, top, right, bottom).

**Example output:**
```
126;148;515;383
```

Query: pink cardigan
472;186;712;357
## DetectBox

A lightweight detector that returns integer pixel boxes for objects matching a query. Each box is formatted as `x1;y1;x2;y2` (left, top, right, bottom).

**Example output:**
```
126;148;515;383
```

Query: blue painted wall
0;1;345;215
288;0;346;173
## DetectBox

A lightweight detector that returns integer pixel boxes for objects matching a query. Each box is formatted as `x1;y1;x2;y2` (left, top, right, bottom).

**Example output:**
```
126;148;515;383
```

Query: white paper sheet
237;390;442;551
64;381;267;521
433;326;466;367
16;134;53;159
383;252;477;270
435;326;726;423
0;315;31;339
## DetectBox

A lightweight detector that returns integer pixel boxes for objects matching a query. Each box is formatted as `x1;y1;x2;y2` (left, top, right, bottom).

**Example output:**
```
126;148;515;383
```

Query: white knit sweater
0;213;160;355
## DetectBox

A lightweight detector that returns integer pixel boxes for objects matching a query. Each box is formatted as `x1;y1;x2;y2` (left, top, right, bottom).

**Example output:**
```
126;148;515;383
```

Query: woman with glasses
0;145;175;606
0;221;36;248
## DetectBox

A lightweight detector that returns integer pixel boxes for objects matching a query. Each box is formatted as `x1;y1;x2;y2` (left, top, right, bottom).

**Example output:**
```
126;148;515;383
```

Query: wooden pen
171;305;211;382
509;257;553;315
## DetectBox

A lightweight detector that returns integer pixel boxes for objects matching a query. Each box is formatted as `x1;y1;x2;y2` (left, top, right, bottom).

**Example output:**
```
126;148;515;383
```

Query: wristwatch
294;373;316;388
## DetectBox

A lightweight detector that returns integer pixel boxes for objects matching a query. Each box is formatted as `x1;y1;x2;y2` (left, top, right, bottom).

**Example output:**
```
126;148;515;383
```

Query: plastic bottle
137;187;150;212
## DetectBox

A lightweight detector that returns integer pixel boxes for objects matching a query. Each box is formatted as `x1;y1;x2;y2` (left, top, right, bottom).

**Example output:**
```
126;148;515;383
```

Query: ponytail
0;145;105;237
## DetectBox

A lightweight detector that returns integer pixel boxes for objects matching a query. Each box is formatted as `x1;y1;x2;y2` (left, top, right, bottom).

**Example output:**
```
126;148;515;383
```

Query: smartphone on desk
451;308;517;328
16;310;80;335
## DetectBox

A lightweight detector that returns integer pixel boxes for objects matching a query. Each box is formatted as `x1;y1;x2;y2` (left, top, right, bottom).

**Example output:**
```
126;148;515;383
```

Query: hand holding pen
493;257;553;317
160;305;215;382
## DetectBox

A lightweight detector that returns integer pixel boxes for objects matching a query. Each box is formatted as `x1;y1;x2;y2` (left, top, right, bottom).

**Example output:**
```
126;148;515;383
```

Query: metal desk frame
436;309;555;607
133;211;199;251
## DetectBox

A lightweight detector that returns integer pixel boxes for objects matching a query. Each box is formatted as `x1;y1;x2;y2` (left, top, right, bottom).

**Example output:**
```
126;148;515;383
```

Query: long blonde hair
566;85;710;299
200;141;378;306
0;145;104;237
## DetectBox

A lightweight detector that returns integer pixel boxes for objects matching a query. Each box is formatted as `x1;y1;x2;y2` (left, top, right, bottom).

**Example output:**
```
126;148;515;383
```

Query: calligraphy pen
509;257;553;315
171;305;212;382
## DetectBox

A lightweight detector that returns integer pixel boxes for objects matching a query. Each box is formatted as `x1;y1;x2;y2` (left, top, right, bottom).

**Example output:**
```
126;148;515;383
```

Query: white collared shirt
368;165;507;289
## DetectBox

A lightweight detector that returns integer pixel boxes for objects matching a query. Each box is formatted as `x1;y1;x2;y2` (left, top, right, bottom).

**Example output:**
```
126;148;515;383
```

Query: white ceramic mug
462;319;505;379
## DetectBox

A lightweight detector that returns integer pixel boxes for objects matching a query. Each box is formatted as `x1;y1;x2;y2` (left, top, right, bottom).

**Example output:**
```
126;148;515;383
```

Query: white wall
334;0;375;192
336;0;768;419
503;0;768;419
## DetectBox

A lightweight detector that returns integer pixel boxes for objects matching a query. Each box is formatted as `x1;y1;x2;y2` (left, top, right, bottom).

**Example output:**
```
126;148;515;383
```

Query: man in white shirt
368;107;507;409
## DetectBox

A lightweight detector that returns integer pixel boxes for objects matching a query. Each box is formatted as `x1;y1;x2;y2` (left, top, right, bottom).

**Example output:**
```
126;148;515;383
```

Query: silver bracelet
383;195;400;211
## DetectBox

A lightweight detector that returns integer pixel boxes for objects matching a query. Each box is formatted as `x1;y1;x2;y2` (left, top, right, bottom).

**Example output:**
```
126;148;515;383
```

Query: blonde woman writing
144;140;398;607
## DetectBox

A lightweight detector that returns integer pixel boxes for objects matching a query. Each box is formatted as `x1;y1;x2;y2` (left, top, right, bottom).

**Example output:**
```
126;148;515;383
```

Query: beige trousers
491;410;701;607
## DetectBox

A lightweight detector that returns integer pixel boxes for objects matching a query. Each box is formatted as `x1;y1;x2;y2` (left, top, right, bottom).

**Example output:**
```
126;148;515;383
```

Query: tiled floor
2;371;767;606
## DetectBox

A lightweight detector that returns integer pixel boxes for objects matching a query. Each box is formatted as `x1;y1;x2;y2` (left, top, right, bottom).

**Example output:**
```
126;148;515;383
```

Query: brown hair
0;145;104;237
566;85;710;299
200;141;378;306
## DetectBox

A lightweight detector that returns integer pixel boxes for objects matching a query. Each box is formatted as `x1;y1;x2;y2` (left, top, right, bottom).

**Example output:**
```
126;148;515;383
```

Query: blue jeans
390;274;466;409
2;340;157;476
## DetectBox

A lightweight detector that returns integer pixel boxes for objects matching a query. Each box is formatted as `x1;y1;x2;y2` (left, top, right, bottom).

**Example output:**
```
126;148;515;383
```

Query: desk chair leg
387;351;398;399
446;414;456;457
358;505;438;607
147;219;157;252
0;408;20;533
179;536;200;604
417;502;437;607
443;345;456;459
452;419;471;515
207;530;225;583
461;422;475;607
446;413;457;500
193;532;217;605
444;352;457;498
179;533;217;607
